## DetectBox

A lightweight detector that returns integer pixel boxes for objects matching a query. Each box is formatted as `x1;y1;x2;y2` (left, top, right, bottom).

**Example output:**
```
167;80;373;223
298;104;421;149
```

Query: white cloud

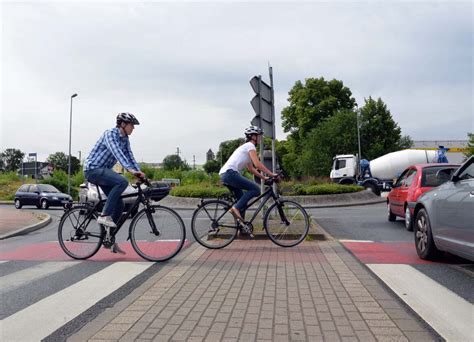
1;0;472;164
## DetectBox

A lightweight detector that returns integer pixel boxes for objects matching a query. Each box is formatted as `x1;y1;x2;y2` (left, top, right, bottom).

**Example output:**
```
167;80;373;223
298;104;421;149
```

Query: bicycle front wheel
130;206;186;262
191;200;238;249
264;200;309;247
58;207;104;259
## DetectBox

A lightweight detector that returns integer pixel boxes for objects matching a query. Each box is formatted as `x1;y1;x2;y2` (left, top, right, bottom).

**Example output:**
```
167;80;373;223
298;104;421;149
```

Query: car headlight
52;196;59;200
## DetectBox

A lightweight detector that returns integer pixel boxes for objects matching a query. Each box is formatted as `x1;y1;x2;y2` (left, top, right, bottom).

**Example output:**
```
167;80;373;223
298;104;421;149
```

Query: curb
0;214;52;240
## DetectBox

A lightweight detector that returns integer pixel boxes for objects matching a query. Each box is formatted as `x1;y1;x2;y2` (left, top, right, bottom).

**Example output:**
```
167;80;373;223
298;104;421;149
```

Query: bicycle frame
210;184;284;229
84;182;157;239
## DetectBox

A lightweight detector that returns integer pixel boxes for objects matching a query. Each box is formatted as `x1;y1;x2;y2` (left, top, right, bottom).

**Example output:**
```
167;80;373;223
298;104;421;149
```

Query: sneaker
110;243;126;254
97;215;117;228
241;224;255;238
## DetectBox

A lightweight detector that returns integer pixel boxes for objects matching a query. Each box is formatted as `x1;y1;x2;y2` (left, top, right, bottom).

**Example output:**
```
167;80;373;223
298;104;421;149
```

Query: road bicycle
58;178;186;262
191;175;310;249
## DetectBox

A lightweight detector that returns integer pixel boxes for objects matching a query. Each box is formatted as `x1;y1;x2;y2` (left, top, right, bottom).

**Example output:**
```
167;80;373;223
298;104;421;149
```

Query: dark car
14;184;72;209
387;163;459;230
412;156;474;261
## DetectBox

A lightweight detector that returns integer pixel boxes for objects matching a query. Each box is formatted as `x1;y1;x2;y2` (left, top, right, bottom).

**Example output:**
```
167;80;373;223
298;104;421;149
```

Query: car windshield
38;184;60;193
421;166;457;187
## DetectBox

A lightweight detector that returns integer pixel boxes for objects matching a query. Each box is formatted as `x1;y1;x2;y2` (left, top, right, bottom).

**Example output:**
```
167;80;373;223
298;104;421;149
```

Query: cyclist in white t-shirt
219;126;277;222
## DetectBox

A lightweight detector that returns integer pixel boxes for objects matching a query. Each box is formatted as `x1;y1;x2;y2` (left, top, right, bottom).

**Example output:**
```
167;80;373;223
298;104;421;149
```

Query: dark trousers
84;168;128;223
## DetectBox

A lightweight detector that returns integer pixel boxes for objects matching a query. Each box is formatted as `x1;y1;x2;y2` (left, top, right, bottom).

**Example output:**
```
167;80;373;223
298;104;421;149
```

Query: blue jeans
84;168;128;223
220;170;260;219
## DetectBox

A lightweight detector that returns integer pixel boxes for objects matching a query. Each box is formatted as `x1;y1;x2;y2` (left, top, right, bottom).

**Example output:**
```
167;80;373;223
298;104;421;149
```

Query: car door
397;168;417;214
28;185;40;205
391;169;412;216
431;158;474;259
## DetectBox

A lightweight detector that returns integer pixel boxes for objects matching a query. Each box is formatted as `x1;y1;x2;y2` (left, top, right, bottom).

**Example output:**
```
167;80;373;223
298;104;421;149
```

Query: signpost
250;66;277;193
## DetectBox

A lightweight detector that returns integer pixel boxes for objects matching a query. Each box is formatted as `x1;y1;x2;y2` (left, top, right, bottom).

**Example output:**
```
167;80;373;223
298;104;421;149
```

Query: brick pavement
70;239;437;342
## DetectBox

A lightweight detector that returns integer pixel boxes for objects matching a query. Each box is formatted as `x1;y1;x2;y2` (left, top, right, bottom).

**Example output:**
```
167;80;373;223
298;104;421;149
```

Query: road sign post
250;69;277;194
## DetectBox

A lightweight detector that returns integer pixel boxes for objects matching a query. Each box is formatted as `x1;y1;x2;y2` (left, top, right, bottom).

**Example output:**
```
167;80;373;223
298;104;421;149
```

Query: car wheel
365;183;381;196
387;202;396;222
36;204;42;209
40;199;49;210
414;209;440;260
405;206;413;231
14;199;22;209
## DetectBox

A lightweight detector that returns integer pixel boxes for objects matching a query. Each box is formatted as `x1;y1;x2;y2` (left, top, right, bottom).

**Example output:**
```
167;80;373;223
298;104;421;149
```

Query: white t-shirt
219;142;256;175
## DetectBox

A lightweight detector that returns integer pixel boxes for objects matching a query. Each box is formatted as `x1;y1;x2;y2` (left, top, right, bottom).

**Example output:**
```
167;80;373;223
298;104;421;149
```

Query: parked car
412;156;473;261
79;181;140;217
387;163;459;230
14;184;72;209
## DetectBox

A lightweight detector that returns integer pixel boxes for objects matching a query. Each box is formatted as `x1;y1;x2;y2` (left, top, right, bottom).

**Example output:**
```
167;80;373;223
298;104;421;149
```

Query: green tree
464;132;474;160
281;77;356;140
0;148;25;172
359;97;413;160
203;159;220;174
162;154;190;171
215;138;245;166
47;152;81;174
300;109;359;177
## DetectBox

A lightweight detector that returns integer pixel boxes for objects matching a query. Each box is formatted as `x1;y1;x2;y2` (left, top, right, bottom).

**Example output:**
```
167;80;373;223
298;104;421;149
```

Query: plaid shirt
84;127;140;172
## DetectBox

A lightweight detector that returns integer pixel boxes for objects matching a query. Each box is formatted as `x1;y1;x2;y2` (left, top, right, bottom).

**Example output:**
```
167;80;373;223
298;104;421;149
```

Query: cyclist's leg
221;170;259;219
86;168;128;222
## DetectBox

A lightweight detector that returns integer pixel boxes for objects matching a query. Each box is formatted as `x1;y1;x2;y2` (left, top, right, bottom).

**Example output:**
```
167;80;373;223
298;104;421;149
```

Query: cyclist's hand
133;171;146;179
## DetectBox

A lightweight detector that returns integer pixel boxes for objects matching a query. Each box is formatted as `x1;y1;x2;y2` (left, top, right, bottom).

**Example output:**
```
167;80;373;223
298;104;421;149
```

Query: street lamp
356;104;362;177
68;93;78;196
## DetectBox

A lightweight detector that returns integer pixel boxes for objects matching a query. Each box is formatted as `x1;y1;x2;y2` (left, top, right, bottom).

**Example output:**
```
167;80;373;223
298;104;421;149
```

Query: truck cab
330;155;357;183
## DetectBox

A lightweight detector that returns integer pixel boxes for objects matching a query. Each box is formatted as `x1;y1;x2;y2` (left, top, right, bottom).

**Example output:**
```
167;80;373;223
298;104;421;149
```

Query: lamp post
68;93;78;195
356;104;362;177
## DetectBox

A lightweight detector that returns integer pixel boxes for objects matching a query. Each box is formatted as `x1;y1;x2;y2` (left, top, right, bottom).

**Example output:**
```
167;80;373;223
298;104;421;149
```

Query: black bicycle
191;175;310;249
58;178;186;262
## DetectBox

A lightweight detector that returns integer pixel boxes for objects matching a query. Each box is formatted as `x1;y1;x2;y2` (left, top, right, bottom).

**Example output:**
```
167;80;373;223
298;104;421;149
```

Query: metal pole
356;105;362;177
34;154;37;183
68;93;77;195
257;76;264;195
269;65;277;194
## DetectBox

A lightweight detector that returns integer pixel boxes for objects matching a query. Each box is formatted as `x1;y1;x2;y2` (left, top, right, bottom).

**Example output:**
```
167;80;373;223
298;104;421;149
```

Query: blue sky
1;0;472;164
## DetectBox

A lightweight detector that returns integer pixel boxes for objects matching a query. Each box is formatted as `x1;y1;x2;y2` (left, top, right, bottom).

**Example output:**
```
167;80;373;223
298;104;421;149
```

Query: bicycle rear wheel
191;200;238;249
130;206;186;262
58;207;104;259
264;200;309;247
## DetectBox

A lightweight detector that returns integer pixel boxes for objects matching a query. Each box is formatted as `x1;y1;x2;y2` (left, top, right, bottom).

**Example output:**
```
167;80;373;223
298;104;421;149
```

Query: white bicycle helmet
244;125;263;138
116;112;140;125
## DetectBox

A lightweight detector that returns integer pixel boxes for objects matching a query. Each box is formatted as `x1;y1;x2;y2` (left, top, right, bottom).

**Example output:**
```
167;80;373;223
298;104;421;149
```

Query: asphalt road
1;202;472;340
307;203;473;304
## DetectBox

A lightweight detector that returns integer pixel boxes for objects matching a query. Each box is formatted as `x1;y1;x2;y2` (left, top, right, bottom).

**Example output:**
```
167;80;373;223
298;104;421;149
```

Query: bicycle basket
146;182;170;201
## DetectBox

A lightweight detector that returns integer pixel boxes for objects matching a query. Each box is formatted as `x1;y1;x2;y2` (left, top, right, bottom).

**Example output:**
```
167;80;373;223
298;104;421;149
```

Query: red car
387;163;459;231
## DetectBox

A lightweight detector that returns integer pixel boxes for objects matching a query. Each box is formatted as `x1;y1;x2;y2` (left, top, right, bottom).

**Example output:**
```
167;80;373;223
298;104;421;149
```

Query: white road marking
0;262;152;341
0;261;8;264
0;261;79;294
368;264;474;342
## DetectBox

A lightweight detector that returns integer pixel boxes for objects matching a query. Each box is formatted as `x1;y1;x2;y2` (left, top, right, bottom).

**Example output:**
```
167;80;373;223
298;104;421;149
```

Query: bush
41;169;79;199
0;172;21;185
287;183;363;196
170;184;229;198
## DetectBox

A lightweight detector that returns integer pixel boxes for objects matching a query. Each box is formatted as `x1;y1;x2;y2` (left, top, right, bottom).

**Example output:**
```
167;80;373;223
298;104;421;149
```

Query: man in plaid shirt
84;113;145;253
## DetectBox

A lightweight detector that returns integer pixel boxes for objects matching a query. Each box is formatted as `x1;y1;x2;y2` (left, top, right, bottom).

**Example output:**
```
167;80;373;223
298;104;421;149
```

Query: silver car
79;181;139;217
413;155;474;261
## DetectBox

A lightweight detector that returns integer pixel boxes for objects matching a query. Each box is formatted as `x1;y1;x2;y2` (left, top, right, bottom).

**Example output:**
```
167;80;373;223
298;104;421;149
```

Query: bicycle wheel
191;200;238;249
58;207;104;259
130;206;186;262
264;200;309;247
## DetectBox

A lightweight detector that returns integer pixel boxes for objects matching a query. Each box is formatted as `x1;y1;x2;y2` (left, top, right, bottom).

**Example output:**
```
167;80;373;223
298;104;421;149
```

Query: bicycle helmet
116;112;140;125
244;125;263;138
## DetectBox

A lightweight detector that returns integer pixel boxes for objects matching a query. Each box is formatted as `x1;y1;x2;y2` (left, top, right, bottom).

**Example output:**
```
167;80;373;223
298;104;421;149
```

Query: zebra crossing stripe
0;261;80;294
368;264;473;342
0;261;152;341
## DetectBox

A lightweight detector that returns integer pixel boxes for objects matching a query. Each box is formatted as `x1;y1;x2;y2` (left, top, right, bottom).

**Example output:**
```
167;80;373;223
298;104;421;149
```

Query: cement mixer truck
330;149;440;195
